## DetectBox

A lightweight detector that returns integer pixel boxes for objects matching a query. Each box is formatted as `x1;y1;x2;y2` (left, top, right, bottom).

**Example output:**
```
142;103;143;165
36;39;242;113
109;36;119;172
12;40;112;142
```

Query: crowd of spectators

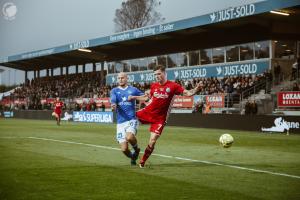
176;75;266;95
13;72;109;99
2;72;268;111
8;72;110;110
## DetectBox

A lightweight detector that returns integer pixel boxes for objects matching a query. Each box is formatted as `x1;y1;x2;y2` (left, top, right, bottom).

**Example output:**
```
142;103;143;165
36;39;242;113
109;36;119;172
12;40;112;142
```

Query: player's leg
52;112;56;123
126;133;139;152
57;113;61;125
126;132;140;162
125;120;140;164
53;112;59;125
125;120;140;151
117;122;134;161
120;141;132;158
136;111;159;167
139;132;160;168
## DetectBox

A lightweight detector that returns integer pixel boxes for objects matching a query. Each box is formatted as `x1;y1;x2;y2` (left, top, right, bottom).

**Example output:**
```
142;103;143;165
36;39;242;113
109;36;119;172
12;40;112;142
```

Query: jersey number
117;132;123;139
156;124;163;132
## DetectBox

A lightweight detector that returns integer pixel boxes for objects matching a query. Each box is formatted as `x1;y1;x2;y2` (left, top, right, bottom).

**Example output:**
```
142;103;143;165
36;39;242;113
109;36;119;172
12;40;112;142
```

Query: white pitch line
27;136;120;151
1;136;300;180
0;136;27;139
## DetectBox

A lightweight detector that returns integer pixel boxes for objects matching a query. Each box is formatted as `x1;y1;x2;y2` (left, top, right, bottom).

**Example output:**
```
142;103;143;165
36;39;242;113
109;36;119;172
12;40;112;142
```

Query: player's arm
128;94;149;101
128;90;150;101
110;90;117;111
182;83;201;96
111;103;117;111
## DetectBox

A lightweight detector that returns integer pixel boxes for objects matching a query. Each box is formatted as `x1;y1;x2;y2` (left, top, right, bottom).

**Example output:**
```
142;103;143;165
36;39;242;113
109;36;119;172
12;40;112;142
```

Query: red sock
140;145;154;164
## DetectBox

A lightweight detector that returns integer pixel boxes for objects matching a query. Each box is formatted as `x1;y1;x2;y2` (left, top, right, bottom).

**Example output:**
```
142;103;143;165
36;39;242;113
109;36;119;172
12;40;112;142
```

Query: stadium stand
0;71;268;112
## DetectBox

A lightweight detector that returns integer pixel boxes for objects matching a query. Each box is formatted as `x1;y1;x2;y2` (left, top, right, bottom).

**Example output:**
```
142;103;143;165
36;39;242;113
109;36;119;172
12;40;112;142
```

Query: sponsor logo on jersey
153;92;169;99
118;96;132;105
118;102;132;106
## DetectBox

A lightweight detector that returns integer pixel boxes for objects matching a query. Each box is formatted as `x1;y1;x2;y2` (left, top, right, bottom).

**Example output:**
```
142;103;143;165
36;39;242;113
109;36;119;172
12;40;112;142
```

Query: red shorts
136;110;166;135
54;110;61;116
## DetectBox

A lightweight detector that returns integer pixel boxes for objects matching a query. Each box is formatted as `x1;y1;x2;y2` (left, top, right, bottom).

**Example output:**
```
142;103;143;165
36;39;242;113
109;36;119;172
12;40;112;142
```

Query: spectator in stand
245;100;251;115
81;103;87;111
204;103;211;114
291;57;300;81
264;69;273;94
292;83;300;91
192;101;203;114
86;102;91;111
100;102;106;112
75;103;81;111
251;100;258;115
91;101;97;111
274;62;281;85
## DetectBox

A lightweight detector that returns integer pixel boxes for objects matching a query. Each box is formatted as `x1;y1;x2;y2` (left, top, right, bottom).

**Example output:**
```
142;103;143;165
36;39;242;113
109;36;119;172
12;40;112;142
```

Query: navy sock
132;143;138;151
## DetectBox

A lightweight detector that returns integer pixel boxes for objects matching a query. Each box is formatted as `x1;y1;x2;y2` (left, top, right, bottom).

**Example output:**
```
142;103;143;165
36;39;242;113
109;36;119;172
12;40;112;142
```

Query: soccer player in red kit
128;65;201;168
52;97;64;126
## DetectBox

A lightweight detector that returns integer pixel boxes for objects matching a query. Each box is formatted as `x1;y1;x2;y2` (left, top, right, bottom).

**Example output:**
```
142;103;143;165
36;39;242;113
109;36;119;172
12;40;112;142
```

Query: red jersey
54;101;64;114
137;80;184;123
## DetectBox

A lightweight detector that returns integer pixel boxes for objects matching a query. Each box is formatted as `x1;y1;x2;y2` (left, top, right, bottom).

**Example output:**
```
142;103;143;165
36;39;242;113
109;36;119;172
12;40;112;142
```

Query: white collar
118;86;128;90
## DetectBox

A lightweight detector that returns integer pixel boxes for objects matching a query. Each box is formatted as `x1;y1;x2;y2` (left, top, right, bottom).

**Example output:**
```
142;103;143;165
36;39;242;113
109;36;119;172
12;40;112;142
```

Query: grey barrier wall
8;110;300;133
13;110;53;120
167;113;300;133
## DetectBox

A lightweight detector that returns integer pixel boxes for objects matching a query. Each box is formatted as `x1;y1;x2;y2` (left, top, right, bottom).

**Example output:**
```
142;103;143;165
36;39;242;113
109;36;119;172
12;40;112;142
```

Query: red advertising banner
0;98;11;105
277;91;300;107
74;98;111;107
0;98;28;105
95;98;111;107
74;98;83;104
172;96;193;108
14;99;27;105
41;98;55;104
47;98;55;104
205;95;225;108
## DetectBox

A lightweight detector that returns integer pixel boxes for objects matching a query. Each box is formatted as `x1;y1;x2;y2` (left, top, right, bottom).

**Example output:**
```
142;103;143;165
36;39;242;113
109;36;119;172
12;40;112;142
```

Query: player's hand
128;95;134;101
111;104;117;111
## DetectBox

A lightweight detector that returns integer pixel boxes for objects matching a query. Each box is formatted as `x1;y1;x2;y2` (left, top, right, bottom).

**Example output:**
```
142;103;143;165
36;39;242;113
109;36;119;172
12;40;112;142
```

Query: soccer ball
219;134;234;148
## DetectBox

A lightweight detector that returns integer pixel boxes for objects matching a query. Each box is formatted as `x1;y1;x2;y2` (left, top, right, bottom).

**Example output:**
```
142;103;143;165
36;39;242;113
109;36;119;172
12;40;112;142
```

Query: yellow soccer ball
219;134;234;148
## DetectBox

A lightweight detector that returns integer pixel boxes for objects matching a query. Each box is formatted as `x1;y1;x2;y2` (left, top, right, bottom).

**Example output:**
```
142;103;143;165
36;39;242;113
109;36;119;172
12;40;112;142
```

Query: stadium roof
1;0;300;71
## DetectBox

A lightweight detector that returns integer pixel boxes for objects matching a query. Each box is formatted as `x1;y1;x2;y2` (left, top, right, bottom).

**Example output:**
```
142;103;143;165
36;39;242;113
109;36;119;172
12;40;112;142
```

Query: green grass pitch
0;119;299;200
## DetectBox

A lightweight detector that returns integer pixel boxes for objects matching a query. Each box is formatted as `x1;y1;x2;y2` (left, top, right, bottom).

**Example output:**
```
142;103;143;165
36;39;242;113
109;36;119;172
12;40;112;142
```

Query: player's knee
121;146;128;152
125;133;133;140
126;133;136;142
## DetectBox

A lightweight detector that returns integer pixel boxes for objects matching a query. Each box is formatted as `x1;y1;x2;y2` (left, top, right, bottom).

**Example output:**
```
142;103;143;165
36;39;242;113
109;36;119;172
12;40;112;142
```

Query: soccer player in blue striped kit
110;72;144;165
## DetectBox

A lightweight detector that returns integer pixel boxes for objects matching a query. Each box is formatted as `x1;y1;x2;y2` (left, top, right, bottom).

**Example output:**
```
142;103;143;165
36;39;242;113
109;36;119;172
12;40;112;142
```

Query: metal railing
241;80;267;101
238;80;268;112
